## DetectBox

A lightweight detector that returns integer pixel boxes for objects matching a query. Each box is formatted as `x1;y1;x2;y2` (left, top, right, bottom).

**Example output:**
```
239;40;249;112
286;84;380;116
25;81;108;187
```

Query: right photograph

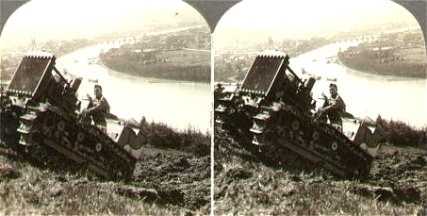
213;0;427;215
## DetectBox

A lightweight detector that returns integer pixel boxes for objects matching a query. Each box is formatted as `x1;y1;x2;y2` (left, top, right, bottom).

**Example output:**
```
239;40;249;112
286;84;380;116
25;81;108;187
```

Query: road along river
56;43;210;132
291;42;426;128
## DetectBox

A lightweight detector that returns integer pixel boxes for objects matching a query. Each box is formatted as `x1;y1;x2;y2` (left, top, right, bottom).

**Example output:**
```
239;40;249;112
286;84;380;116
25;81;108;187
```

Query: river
56;43;210;132
51;38;427;131
291;42;426;128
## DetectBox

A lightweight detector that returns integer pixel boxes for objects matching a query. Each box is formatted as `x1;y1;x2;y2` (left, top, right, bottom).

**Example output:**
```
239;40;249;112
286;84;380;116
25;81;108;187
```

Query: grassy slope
214;130;427;215
0;151;210;215
0;123;211;215
0;154;185;215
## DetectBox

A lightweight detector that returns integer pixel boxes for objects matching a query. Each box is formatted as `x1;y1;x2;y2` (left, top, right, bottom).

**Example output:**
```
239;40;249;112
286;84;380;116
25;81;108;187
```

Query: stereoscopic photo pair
0;0;426;215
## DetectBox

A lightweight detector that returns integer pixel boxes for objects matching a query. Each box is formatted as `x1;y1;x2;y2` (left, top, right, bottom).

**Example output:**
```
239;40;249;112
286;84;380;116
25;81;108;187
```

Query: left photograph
0;0;211;214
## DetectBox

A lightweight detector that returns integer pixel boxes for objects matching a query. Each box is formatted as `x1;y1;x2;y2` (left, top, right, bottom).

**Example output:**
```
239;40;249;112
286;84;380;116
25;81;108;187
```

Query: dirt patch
225;166;252;180
131;146;210;210
0;166;21;181
116;185;160;202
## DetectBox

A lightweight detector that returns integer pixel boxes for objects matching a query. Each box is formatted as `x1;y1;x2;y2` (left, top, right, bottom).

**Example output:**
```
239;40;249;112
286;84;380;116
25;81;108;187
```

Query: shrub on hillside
144;122;210;157
376;118;426;148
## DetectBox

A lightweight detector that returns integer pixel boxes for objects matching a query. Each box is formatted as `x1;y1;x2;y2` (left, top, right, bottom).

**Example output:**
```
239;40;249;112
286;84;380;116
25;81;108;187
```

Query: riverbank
99;49;210;82
97;25;210;83
337;50;426;78
335;31;426;79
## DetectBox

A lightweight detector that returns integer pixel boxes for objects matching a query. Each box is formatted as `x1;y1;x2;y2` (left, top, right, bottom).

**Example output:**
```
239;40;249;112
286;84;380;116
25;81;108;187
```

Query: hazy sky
1;0;422;50
214;0;421;48
0;0;202;48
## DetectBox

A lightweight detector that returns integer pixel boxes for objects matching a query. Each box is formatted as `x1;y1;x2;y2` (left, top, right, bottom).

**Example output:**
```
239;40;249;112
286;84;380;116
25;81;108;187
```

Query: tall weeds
144;122;210;157
376;118;426;149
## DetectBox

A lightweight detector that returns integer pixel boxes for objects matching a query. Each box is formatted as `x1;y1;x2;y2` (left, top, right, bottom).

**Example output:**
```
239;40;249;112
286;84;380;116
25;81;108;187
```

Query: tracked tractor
215;50;382;178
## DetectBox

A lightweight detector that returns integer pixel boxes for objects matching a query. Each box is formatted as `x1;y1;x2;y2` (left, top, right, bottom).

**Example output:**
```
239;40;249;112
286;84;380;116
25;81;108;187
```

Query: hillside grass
0;154;196;215
0;121;211;215
214;130;427;215
215;160;423;215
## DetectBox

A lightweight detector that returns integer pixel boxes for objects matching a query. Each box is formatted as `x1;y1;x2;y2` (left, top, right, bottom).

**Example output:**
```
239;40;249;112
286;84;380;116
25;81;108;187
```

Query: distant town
214;22;425;81
214;37;330;81
0;5;208;84
1;24;210;84
1;21;425;85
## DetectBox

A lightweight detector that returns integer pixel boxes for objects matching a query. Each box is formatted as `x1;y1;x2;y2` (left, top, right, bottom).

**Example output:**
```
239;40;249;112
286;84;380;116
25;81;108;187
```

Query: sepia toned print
214;0;426;215
0;0;210;214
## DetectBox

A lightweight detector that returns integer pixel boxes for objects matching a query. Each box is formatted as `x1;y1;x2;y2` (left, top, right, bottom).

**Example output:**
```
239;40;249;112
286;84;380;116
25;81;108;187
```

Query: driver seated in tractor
316;83;346;131
80;84;110;132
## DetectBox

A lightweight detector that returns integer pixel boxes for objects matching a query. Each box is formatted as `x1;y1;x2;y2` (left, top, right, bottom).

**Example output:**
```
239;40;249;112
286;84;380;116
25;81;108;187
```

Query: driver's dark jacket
87;96;110;127
323;94;346;126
